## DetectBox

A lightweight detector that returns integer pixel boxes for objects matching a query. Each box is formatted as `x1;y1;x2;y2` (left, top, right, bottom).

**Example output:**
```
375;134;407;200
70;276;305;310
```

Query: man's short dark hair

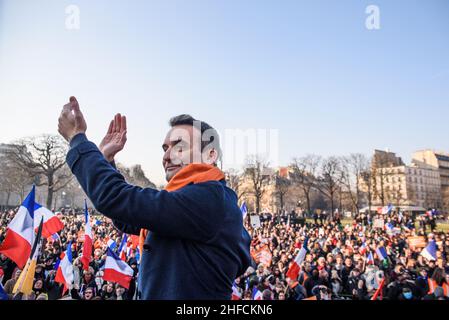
169;114;222;161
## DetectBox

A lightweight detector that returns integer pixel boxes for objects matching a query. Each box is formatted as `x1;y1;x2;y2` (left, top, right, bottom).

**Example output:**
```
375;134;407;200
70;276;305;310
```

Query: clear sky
0;0;448;185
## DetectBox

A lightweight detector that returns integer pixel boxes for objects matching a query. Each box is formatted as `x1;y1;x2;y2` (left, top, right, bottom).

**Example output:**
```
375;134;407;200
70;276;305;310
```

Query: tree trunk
53;192;58;210
305;192;311;215
47;174;54;209
255;194;261;214
5;191;11;206
280;193;284;212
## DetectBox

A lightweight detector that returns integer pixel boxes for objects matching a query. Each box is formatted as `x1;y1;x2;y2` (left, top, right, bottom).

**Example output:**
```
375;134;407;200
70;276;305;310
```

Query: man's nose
163;147;171;163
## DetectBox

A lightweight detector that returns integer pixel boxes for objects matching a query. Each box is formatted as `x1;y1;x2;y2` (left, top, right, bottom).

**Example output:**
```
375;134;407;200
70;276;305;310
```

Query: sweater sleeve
66;134;226;242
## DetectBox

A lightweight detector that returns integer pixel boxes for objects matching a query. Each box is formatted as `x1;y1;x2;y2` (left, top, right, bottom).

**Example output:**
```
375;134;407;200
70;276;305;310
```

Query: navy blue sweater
66;134;251;300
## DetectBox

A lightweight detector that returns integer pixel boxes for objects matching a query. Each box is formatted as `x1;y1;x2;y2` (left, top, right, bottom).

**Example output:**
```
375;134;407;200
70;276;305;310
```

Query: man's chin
165;168;182;182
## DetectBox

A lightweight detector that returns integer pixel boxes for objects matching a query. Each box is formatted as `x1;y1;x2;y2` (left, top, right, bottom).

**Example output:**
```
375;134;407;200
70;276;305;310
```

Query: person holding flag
81;200;93;271
57;97;251;300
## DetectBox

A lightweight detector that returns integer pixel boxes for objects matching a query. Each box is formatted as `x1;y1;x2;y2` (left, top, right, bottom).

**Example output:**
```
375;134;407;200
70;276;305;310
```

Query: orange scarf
138;163;225;256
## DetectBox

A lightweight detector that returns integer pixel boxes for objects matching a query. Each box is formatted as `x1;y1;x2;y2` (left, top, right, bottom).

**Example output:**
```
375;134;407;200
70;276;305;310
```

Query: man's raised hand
58;96;87;142
99;113;127;162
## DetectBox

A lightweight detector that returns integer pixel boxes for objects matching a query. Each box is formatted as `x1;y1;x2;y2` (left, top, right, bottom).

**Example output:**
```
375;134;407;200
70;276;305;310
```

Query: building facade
413;150;449;212
368;150;442;209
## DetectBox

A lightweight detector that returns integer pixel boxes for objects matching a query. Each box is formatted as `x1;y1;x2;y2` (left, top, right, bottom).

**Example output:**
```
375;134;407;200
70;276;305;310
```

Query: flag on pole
286;237;308;281
240;202;248;220
376;246;388;261
107;239;117;251
33;203;64;238
252;287;263;300
231;282;242;300
48;233;61;243
13;217;44;295
382;204;393;215
366;252;375;265
103;247;134;289
81;200;93;271
55;242;74;295
360;242;367;255
421;240;437;261
0;186;36;268
118;234;128;261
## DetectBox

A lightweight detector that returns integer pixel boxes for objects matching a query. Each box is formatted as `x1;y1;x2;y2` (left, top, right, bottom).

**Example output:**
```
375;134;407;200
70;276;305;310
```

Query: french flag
421;240;437;261
231;282;241;300
382;204;393;215
240;202;248;220
33;203;64;238
360;242;367;255
0;186;36;268
81;201;93;271
376;246;388;261
117;234;128;261
286;237;308;281
103;247;134;289
107;239;117;251
55;242;74;294
50;233;60;242
385;222;394;232
366;252;375;265
252;287;263;300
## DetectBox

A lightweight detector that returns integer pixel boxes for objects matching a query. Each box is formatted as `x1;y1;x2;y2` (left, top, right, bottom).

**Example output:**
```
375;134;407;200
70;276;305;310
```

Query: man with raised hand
57;96;251;300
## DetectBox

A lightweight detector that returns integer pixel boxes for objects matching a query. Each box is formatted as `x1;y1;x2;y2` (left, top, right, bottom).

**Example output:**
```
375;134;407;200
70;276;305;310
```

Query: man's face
162;125;203;182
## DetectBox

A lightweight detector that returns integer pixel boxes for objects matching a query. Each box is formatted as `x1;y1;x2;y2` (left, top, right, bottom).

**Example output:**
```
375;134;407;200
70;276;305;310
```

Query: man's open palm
99;113;127;162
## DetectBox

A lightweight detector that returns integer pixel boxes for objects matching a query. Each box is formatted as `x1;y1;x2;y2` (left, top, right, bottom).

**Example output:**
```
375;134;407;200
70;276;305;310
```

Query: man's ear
203;148;218;165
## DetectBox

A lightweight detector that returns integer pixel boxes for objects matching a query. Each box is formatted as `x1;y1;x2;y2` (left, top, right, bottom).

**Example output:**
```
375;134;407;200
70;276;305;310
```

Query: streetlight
61;191;66;209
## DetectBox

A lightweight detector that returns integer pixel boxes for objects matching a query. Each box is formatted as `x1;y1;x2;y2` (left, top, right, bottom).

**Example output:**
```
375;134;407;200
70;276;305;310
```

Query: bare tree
5;135;72;208
316;156;342;218
340;154;369;214
290;155;321;214
224;169;247;202
0;157;34;205
273;170;291;213
360;169;374;214
244;156;271;214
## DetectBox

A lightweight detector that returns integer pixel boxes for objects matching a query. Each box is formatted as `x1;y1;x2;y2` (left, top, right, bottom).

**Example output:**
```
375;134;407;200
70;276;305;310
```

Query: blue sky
0;0;448;185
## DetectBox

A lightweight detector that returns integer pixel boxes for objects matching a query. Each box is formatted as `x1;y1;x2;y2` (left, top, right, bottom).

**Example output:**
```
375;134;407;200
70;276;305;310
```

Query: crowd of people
1;205;449;300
